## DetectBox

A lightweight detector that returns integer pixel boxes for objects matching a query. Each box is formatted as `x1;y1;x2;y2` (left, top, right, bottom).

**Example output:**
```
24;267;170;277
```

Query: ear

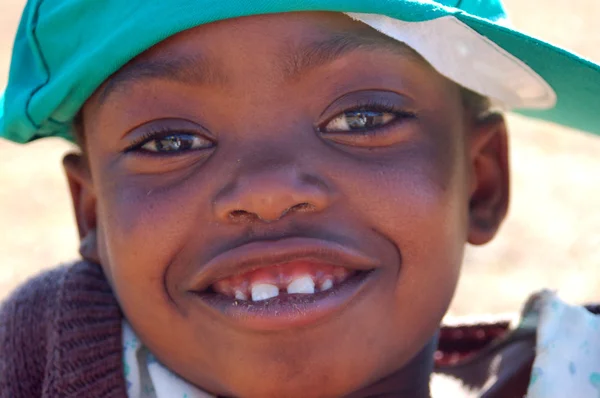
467;113;510;246
63;152;101;263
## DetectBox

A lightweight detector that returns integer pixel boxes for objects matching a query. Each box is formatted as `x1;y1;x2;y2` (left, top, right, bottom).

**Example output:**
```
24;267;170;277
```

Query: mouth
188;237;380;330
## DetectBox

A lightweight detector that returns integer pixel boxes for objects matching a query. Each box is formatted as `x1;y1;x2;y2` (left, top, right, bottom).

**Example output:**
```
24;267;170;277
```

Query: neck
344;335;437;398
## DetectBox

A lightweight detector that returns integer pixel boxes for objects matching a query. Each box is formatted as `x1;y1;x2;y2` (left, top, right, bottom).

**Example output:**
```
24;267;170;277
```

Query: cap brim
456;13;600;136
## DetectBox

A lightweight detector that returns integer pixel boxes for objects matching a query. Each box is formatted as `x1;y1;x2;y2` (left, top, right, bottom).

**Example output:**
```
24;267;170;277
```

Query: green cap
2;0;600;143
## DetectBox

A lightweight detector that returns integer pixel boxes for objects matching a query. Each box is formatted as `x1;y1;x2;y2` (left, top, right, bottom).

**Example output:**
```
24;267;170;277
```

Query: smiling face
65;11;509;398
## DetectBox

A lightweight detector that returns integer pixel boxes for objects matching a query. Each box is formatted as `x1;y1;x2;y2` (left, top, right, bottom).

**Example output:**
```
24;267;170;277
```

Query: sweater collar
44;261;127;397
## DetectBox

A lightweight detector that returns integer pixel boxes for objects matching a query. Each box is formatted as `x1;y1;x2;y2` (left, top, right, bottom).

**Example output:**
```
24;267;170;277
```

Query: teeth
222;273;340;301
287;276;315;295
320;278;333;291
251;283;279;301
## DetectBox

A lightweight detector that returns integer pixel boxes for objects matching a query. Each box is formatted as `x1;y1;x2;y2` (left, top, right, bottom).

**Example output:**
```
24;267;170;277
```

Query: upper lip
188;237;379;292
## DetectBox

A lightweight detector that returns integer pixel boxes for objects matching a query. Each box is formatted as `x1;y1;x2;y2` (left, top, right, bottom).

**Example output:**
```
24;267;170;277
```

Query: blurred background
1;0;599;318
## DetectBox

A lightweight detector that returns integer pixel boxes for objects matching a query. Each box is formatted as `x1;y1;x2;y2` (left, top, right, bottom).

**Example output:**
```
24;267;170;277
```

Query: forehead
96;12;434;104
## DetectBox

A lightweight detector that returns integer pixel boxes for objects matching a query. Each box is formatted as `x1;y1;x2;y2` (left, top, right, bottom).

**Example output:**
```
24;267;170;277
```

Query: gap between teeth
246;276;334;302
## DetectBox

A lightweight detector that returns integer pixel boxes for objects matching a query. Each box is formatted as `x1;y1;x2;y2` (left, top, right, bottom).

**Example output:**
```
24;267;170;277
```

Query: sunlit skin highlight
63;12;509;398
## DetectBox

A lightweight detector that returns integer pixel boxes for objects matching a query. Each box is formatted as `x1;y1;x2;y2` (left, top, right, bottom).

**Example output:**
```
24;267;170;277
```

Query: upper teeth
287;276;315;295
249;275;318;302
320;278;333;291
251;283;279;301
217;271;352;302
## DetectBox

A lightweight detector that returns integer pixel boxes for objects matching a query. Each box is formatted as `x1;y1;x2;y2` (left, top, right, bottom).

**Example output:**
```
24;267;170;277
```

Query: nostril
229;210;256;222
290;203;315;213
227;203;318;223
277;203;315;219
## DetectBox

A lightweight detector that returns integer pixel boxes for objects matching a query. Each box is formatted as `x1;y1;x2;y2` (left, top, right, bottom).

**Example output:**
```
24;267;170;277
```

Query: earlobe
467;114;510;246
63;152;101;263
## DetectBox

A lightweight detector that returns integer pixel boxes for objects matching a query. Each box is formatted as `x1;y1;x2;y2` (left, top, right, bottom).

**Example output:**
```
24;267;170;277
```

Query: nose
213;167;331;223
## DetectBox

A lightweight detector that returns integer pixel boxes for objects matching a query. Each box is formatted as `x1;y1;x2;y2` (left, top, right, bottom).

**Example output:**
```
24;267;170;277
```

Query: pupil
158;136;182;151
347;111;378;129
156;135;193;152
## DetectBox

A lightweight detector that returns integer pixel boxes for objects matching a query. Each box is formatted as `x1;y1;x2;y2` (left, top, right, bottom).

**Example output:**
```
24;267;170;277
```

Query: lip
186;237;381;331
188;237;380;292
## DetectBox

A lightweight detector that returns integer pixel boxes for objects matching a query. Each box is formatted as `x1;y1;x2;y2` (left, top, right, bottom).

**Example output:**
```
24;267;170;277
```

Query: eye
131;132;214;154
318;100;417;148
323;109;397;133
318;92;417;148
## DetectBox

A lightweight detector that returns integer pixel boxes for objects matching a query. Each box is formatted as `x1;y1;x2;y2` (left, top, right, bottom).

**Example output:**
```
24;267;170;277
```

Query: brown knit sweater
0;261;126;397
2;260;574;398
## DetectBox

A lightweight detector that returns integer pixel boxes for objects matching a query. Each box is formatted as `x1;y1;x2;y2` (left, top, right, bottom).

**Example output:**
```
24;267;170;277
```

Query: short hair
460;86;494;122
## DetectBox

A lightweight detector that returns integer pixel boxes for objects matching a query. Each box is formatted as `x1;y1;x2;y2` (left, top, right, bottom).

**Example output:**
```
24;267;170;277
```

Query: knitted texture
0;261;127;397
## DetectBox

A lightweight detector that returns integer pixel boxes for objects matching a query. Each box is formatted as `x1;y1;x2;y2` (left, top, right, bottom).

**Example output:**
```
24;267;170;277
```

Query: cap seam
24;0;50;130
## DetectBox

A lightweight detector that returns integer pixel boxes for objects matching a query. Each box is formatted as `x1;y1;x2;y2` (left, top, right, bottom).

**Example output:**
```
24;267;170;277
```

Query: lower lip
190;270;376;331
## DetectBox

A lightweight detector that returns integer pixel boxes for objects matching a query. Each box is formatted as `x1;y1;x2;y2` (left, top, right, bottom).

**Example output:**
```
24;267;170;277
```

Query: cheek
337;140;469;308
337;142;468;358
344;142;467;244
94;173;205;318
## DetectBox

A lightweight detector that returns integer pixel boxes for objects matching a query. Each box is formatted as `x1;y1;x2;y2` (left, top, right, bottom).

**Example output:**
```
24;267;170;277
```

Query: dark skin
63;12;509;398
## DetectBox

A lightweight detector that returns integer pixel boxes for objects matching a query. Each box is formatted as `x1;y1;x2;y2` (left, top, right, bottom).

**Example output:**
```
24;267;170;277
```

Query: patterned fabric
526;291;600;398
122;322;213;398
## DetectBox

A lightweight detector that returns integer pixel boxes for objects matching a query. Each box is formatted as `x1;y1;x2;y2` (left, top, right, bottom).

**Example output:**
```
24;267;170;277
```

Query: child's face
66;11;508;398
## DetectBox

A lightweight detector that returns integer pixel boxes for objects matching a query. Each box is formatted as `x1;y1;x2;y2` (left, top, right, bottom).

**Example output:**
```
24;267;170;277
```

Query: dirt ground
1;0;599;318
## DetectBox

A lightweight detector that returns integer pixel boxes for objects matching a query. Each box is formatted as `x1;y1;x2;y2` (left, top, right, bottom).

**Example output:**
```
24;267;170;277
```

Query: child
1;1;599;397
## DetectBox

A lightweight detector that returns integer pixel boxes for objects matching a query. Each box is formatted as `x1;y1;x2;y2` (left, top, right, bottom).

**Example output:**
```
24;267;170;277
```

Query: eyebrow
281;31;426;79
99;31;425;103
99;54;226;103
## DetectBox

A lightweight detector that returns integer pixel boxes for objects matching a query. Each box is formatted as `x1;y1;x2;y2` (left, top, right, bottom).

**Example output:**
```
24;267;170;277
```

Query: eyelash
318;100;416;133
123;100;415;154
125;127;211;153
